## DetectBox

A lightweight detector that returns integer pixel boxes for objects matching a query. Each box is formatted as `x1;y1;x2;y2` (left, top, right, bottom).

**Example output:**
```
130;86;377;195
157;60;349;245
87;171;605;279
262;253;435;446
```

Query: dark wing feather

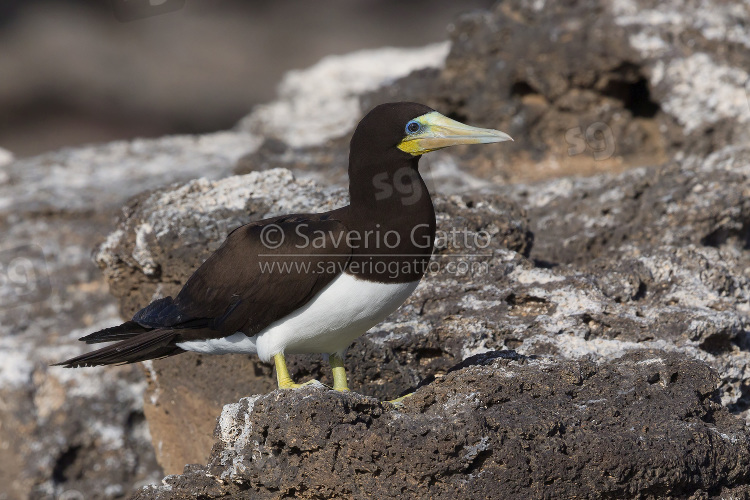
78;320;151;344
170;214;352;341
56;214;353;367
55;329;183;367
132;297;188;327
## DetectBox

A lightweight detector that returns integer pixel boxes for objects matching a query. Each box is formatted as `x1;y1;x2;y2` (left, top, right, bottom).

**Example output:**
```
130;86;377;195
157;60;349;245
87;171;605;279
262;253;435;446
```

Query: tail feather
78;321;151;344
55;329;184;368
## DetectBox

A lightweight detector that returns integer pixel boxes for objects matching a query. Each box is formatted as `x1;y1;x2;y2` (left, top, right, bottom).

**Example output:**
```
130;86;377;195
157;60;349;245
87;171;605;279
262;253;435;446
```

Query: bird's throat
348;156;427;210
343;156;436;283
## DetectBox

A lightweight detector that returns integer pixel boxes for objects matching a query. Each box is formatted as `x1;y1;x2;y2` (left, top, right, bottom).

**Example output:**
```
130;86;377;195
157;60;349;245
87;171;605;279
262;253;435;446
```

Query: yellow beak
397;111;513;156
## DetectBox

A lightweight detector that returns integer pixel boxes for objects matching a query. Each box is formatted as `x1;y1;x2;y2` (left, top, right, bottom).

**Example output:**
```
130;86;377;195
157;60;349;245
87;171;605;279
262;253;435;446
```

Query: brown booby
56;102;512;392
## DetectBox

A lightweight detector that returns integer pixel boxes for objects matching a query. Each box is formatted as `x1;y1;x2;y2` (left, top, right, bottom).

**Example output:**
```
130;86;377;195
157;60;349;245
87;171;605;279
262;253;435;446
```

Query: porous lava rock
134;351;750;499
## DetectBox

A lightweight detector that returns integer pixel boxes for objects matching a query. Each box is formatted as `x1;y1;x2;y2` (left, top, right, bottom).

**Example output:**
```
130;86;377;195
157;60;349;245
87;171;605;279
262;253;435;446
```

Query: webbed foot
384;392;414;406
275;353;322;389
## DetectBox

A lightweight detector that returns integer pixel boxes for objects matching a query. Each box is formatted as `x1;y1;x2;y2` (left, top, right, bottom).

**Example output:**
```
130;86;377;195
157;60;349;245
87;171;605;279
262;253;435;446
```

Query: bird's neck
348;155;431;214
346;154;436;248
343;155;436;283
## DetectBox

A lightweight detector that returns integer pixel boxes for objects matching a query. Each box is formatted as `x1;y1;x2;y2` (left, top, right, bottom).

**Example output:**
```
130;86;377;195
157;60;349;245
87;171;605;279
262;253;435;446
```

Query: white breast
177;273;420;362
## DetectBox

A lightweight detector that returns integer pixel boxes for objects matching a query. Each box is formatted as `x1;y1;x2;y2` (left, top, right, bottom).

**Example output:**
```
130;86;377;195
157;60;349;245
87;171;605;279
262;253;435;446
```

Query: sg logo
0;245;50;310
565;122;616;161
373;167;424;206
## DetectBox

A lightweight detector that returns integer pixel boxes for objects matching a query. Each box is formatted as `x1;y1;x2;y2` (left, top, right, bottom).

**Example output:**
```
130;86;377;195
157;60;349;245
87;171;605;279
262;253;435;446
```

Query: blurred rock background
0;0;491;157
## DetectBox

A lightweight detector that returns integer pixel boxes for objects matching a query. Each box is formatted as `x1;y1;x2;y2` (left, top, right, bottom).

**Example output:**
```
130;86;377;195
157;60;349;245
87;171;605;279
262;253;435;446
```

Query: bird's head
349;102;512;164
348;102;512;209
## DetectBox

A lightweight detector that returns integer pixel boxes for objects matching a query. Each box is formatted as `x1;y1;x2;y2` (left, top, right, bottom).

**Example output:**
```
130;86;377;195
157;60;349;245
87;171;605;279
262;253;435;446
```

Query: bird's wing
133;214;352;341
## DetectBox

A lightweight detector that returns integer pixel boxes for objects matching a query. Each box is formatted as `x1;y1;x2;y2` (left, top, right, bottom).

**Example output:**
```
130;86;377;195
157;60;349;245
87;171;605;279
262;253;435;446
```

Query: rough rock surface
503;145;750;267
241;0;750;185
0;132;257;499
135;351;750;499
373;0;750;182
104;142;750;490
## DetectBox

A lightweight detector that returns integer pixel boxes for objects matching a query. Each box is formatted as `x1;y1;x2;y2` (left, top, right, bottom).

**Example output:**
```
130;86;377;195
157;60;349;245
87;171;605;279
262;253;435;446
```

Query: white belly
177;273;420;361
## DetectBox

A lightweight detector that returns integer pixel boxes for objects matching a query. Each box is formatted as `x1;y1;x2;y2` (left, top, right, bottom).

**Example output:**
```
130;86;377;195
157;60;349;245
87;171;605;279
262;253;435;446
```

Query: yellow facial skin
397;111;513;156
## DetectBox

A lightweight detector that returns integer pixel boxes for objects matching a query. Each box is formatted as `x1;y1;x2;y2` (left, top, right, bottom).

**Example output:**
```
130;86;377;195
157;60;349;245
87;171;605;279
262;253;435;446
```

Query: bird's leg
274;353;318;389
329;353;349;392
274;353;297;388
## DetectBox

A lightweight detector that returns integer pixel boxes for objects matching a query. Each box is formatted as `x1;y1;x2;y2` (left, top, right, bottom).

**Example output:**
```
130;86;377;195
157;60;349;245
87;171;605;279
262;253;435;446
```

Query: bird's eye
406;120;421;134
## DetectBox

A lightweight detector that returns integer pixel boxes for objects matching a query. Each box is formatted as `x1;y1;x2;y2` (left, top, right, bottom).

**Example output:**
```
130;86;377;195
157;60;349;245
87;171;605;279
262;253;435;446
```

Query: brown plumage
55;102;512;386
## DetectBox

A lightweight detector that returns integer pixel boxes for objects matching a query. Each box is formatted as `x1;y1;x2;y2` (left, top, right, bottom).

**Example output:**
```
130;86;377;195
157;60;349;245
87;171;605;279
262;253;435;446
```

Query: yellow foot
278;378;322;390
385;392;414;406
274;353;323;390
